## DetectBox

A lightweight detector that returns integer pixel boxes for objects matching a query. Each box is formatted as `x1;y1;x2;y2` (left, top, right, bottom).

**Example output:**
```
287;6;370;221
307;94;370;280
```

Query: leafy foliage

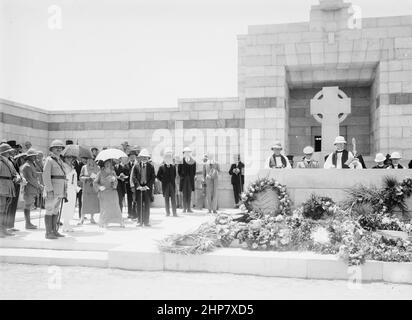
300;194;337;220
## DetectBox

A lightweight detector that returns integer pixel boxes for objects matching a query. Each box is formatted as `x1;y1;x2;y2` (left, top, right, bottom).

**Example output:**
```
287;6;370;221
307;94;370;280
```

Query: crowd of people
0;139;245;239
266;136;411;170
0;135;409;239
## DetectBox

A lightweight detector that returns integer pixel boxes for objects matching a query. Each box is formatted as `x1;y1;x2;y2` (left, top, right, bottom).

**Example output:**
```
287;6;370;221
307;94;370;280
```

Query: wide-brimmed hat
303;146;314;155
49;139;65;150
128;147;139;156
333;136;347;145
0;143;13;155
163;147;173;155
374;153;386;163
183;147;192;153
271;142;282;150
25;148;39;158
138;148;150;158
390;152;402;160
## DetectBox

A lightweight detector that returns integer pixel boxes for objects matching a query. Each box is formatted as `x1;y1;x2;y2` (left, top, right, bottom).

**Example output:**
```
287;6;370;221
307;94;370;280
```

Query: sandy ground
0;263;411;300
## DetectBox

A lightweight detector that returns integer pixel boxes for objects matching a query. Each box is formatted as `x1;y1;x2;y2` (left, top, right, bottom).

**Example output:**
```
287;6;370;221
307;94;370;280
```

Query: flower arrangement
240;177;292;217
159;177;412;266
297;194;338;220
158;213;244;254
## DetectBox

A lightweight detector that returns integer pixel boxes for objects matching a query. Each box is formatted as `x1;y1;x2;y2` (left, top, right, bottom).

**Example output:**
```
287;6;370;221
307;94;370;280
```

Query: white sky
1;0;412;110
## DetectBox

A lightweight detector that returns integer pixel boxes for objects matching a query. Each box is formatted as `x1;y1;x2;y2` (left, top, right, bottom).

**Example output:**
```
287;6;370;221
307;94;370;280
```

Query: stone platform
1;208;411;284
249;169;412;209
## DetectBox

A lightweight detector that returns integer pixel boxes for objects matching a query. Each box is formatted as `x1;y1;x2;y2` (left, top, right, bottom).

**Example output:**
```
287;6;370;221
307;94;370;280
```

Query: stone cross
310;86;351;154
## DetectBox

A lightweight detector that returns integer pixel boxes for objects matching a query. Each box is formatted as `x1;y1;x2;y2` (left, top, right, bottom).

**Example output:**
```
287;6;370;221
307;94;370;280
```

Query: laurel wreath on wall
240;177;292;217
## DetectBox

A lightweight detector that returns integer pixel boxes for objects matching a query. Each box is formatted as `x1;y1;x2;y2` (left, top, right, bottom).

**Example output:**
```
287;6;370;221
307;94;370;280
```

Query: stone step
0;248;108;268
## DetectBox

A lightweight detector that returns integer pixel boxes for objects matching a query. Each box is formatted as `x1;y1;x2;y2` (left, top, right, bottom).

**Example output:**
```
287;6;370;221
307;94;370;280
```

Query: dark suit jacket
115;163;127;194
123;161;135;192
178;158;196;192
131;162;155;192
73;160;84;185
157;164;176;195
229;162;245;185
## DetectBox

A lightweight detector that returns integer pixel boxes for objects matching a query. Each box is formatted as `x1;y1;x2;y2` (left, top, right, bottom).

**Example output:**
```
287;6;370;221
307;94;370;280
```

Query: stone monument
310;86;351;154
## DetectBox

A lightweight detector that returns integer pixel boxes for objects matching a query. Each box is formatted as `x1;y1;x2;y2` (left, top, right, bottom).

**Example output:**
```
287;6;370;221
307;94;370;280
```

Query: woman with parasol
93;149;126;228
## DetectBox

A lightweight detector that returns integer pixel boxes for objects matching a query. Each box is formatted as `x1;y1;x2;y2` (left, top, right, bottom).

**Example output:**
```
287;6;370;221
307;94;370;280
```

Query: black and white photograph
0;0;412;307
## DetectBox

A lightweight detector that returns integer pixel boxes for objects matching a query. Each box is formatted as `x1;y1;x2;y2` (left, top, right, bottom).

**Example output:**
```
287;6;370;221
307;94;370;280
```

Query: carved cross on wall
310;86;351;154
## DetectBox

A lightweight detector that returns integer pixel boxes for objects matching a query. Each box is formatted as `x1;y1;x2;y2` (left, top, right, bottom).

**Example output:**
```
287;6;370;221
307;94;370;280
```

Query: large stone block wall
0;99;49;151
375;59;412;159
238;8;412;172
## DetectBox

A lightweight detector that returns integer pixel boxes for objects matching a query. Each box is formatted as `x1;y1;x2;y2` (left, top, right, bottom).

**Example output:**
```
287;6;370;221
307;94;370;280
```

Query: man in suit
73;157;86;218
5;143;26;232
125;147;139;219
178;147;196;213
157;148;177;217
21;149;43;229
42;140;67;239
0;143;21;237
115;157;127;214
131;148;155;227
229;154;244;208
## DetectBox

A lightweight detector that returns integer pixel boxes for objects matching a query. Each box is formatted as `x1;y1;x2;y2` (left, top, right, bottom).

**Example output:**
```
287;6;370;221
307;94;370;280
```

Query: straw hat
303;146;314;155
138;148;150;158
25;148;39;158
183;147;192;153
271;141;283;150
374;153;386;163
0;143;13;155
390;152;401;160
333;136;347;145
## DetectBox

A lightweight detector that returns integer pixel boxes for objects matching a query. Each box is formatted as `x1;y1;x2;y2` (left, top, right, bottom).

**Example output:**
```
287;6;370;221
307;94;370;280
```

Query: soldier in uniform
42;140;67;239
296;146;320;168
21;149;43;229
0;144;21;237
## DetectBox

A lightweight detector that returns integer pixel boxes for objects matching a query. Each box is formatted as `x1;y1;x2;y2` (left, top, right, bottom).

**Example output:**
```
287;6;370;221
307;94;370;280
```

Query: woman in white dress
61;156;78;232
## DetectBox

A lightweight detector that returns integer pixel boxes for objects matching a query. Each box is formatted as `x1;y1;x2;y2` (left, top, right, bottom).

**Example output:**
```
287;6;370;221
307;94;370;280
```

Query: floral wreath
240;177;292;217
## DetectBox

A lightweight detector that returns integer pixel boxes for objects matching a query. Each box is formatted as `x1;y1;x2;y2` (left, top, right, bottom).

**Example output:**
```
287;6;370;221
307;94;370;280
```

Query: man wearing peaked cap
0;144;22;237
296;146;319;169
21;149;43;229
42;140;67;239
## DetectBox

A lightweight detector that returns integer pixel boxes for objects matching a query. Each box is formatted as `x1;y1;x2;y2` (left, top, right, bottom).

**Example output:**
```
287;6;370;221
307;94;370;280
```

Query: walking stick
140;188;144;226
56;198;65;232
38;193;43;228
